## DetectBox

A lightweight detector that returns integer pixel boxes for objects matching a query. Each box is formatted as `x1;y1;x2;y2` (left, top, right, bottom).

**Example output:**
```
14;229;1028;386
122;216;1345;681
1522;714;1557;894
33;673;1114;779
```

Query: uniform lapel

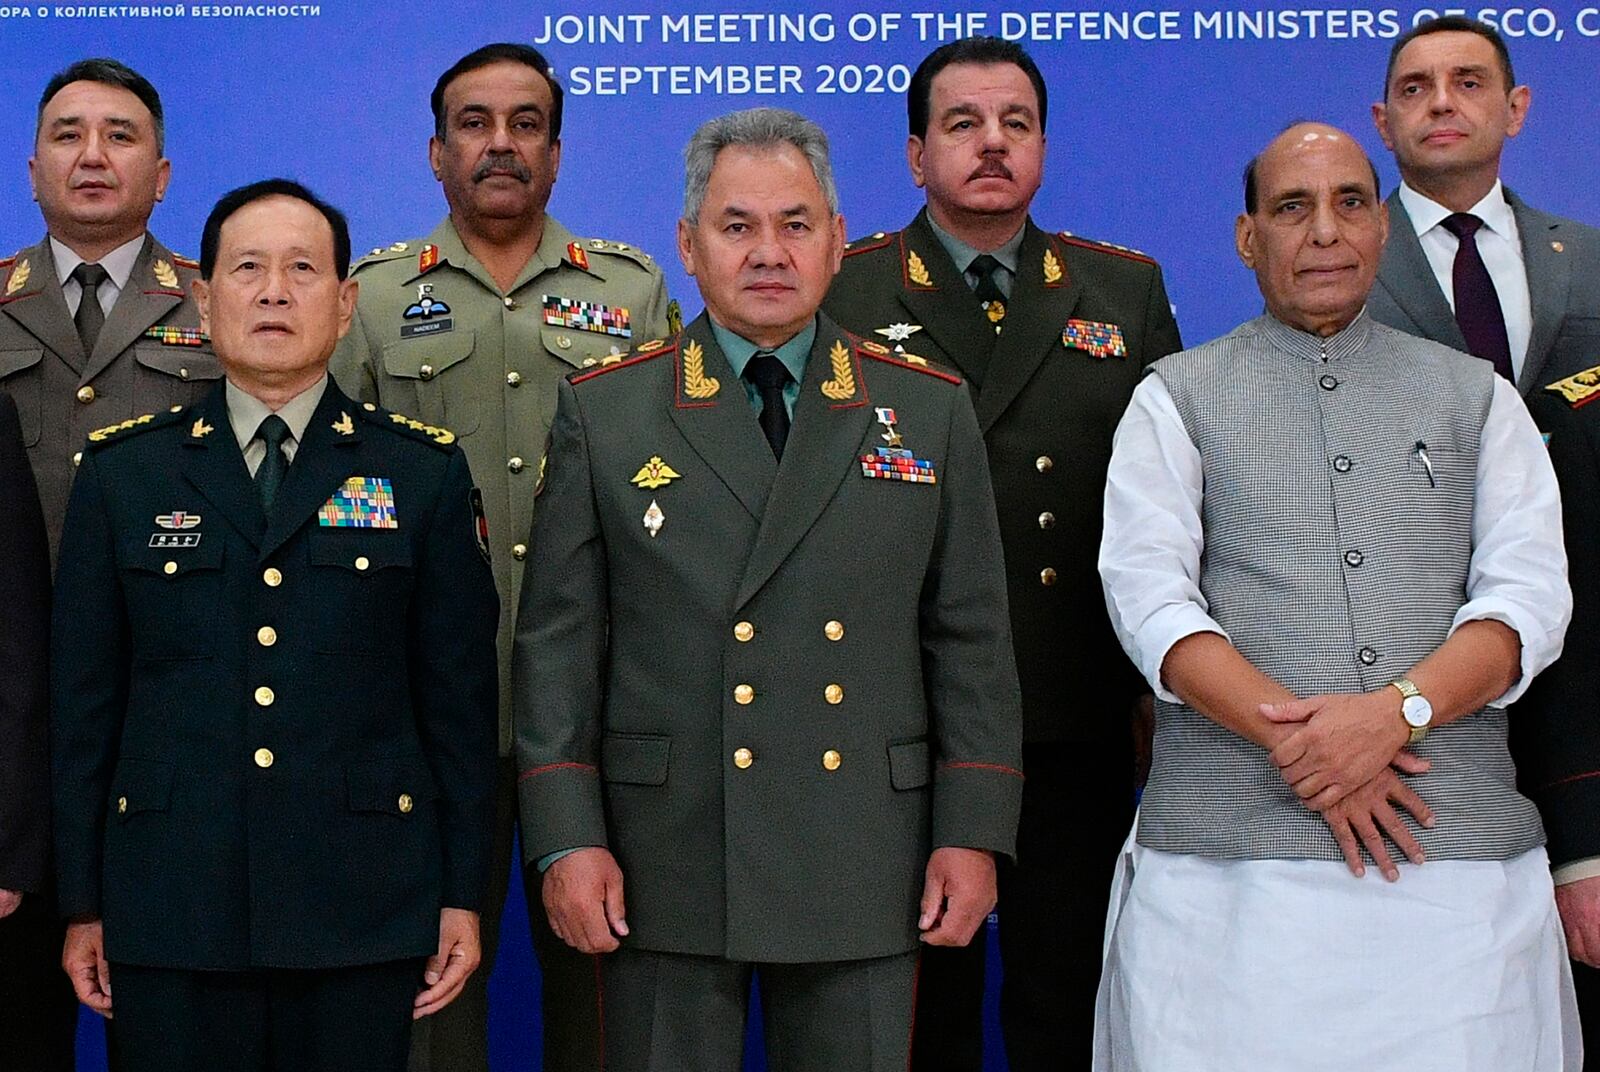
259;381;363;560
664;315;776;522
180;383;265;548
0;239;87;371
1510;190;1572;394
84;235;182;383
1376;192;1468;352
735;316;871;610
894;212;990;379
973;224;1082;433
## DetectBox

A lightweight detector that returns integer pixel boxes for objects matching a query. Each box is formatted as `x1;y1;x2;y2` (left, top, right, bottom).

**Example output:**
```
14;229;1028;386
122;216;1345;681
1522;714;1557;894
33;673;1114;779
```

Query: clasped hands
1260;691;1436;882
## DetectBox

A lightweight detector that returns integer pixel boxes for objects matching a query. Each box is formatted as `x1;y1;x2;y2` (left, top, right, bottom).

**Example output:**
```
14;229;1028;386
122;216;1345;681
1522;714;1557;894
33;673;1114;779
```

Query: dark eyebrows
48;115;138;130
454;101;546;121
939;103;982;123
716;204;813;221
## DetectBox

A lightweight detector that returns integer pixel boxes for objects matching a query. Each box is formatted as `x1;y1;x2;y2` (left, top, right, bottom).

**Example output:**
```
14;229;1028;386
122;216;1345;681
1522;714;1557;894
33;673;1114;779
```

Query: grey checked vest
1136;313;1545;861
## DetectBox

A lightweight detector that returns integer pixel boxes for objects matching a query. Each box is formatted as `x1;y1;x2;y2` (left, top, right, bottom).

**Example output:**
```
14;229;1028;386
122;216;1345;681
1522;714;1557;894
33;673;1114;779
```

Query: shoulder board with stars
1545;364;1600;409
842;230;897;257
570;338;674;385
85;405;187;447
353;401;458;448
857;338;961;385
350;241;420;274
1056;231;1158;266
575;237;657;271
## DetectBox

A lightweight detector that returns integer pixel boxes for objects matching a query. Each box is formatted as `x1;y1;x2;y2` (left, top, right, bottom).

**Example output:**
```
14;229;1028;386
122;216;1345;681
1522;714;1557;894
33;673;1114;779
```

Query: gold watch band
1389;677;1420;701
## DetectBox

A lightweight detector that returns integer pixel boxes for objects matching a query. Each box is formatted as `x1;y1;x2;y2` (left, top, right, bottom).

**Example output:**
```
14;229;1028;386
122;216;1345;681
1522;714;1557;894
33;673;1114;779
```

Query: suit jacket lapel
1377;192;1468;352
894;211;991;381
180;384;266;548
1510;190;1572;394
0;239;88;371
973;224;1082;433
85;235;182;383
259;382;363;560
664;316;776;522
735;315;871;609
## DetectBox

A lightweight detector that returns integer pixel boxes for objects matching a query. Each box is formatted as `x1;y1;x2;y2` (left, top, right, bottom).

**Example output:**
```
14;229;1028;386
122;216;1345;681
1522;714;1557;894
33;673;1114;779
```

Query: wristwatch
1389;678;1433;746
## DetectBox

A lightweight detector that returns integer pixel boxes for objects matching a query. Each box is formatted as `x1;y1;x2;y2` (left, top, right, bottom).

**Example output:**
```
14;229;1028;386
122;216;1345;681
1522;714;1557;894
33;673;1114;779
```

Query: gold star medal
631;455;681;490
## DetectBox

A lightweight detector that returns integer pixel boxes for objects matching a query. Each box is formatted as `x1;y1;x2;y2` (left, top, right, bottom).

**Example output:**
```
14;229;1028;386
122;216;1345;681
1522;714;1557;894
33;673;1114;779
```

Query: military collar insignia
1545;365;1600;408
5;258;29;295
875;323;922;344
1043;248;1064;285
820;339;858;402
567;242;590;271
666;298;684;335
152;259;179;289
631;455;681;490
906;249;934;288
681;338;720;401
404;282;451;320
1062;318;1127;360
544;296;632;338
145;325;209;347
318;476;398;529
190;417;214;439
332;412;356;436
155;512;201;530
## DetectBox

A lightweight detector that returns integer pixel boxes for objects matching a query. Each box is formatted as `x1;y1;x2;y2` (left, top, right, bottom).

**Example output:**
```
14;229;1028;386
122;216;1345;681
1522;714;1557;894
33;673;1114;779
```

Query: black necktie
744;352;792;461
71;262;109;356
1440;213;1515;382
254;414;292;513
963;254;1008;388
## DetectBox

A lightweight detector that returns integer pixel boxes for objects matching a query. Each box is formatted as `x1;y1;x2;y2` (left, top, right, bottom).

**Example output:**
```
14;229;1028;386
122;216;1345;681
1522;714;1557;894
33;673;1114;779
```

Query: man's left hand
1263;691;1427;811
414;908;480;1019
1556;875;1600;968
918;847;997;947
0;889;21;920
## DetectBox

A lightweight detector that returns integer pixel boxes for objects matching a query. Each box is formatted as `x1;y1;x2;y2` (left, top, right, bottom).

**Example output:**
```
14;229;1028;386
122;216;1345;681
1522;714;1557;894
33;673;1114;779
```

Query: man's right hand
63;918;113;1018
543;847;629;954
0;888;22;920
1321;768;1435;882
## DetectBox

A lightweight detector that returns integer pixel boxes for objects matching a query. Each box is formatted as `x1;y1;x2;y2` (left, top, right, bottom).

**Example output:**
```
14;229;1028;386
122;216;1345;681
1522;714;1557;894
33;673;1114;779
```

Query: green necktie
254;414;292;513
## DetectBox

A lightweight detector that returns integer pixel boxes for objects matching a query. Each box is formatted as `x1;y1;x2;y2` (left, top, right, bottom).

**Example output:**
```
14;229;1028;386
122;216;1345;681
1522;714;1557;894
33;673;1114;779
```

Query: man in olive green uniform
1;58;220;564
821;39;1183;1071
329;43;669;1072
515;107;1023;1072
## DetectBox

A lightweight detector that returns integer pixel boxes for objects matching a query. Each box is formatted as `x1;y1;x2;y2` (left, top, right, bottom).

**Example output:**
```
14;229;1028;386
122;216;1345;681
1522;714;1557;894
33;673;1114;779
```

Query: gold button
163;560;178;575
508;456;525;473
1038;511;1056;529
419;364;435;380
257;626;277;647
733;747;754;769
354;556;370;571
734;684;755;705
254;686;275;707
557;335;573;350
254;748;275;769
503;296;516;309
1040;567;1058;586
1035;455;1053;473
825;684;844;705
76;385;95;404
179;366;190;380
73;451;83;466
506;371;522;387
511;543;527;561
263;567;283;587
398;793;414;814
117;796;128;814
824;620;844;642
822;750;842;771
733;621;755;643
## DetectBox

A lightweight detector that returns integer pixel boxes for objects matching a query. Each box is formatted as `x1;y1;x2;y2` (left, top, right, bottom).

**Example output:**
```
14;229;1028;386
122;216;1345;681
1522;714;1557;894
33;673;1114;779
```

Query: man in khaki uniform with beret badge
330;42;670;1072
1;58;221;565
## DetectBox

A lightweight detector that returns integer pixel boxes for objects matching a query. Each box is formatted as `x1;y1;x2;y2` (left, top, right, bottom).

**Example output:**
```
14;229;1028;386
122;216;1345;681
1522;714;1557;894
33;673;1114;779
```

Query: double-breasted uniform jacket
512;312;1024;963
51;380;498;970
331;216;672;754
0;234;222;562
822;210;1183;745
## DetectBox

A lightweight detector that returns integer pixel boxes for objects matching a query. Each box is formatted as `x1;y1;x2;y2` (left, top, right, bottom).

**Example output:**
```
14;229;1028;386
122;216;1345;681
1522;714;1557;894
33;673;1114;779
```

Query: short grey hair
682;108;840;225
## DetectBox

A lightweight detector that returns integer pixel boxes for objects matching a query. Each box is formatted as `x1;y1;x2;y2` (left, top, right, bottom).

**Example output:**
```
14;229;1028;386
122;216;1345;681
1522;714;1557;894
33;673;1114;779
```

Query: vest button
1319;374;1338;391
1358;646;1378;665
1333;455;1352;473
1344;550;1364;568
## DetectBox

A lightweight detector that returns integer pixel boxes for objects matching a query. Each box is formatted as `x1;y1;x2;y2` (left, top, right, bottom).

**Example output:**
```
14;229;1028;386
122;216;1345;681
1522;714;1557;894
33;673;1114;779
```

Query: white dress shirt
51;233;145;317
1098;334;1570;708
225;375;327;477
1399;180;1535;381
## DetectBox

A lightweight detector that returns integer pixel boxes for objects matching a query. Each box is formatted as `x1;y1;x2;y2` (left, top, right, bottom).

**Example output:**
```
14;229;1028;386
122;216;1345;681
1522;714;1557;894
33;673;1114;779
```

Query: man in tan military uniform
330;43;670;1072
1;58;220;564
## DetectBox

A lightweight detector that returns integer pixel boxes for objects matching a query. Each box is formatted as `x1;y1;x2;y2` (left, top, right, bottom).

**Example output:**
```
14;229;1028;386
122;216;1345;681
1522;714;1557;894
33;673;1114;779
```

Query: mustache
969;159;1013;181
472;153;532;183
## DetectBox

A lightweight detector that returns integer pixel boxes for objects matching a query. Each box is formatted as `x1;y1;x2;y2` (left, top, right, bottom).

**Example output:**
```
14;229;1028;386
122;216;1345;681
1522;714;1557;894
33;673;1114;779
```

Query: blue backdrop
3;1;1596;1067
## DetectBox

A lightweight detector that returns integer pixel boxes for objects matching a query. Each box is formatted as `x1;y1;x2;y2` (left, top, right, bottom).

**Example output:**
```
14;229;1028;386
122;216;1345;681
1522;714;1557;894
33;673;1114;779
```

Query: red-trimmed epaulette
0;255;14;269
569;338;675;385
856;338;962;385
842;231;897;257
170;254;199;269
1057;232;1157;266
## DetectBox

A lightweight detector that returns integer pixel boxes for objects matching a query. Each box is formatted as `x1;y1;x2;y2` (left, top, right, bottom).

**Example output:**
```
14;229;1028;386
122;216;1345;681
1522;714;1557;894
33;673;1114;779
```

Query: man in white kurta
1094;123;1576;1070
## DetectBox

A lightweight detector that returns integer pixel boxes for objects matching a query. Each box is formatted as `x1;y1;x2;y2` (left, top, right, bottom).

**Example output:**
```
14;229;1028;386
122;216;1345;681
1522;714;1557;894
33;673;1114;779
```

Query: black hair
1384;16;1516;99
907;37;1048;138
199;179;352;281
38;58;165;153
431;43;563;143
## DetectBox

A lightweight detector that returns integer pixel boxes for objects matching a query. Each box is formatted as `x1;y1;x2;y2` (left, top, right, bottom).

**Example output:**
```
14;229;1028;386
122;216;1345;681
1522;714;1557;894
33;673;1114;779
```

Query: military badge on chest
544;296;632;339
630;455;681;538
319;476;398;529
150;511;202;548
860;407;937;484
401;283;453;340
1061;318;1127;359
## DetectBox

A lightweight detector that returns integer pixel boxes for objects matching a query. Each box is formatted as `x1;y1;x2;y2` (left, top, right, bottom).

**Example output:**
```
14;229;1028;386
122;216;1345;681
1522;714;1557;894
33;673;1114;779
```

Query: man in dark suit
1367;12;1600;1041
822;37;1183;1070
0;390;74;1072
1;58;221;563
51;179;498;1072
514;107;1023;1072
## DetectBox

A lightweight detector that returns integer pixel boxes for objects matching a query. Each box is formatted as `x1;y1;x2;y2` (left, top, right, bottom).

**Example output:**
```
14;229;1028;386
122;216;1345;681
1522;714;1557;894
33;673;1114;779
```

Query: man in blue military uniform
51;179;498;1072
